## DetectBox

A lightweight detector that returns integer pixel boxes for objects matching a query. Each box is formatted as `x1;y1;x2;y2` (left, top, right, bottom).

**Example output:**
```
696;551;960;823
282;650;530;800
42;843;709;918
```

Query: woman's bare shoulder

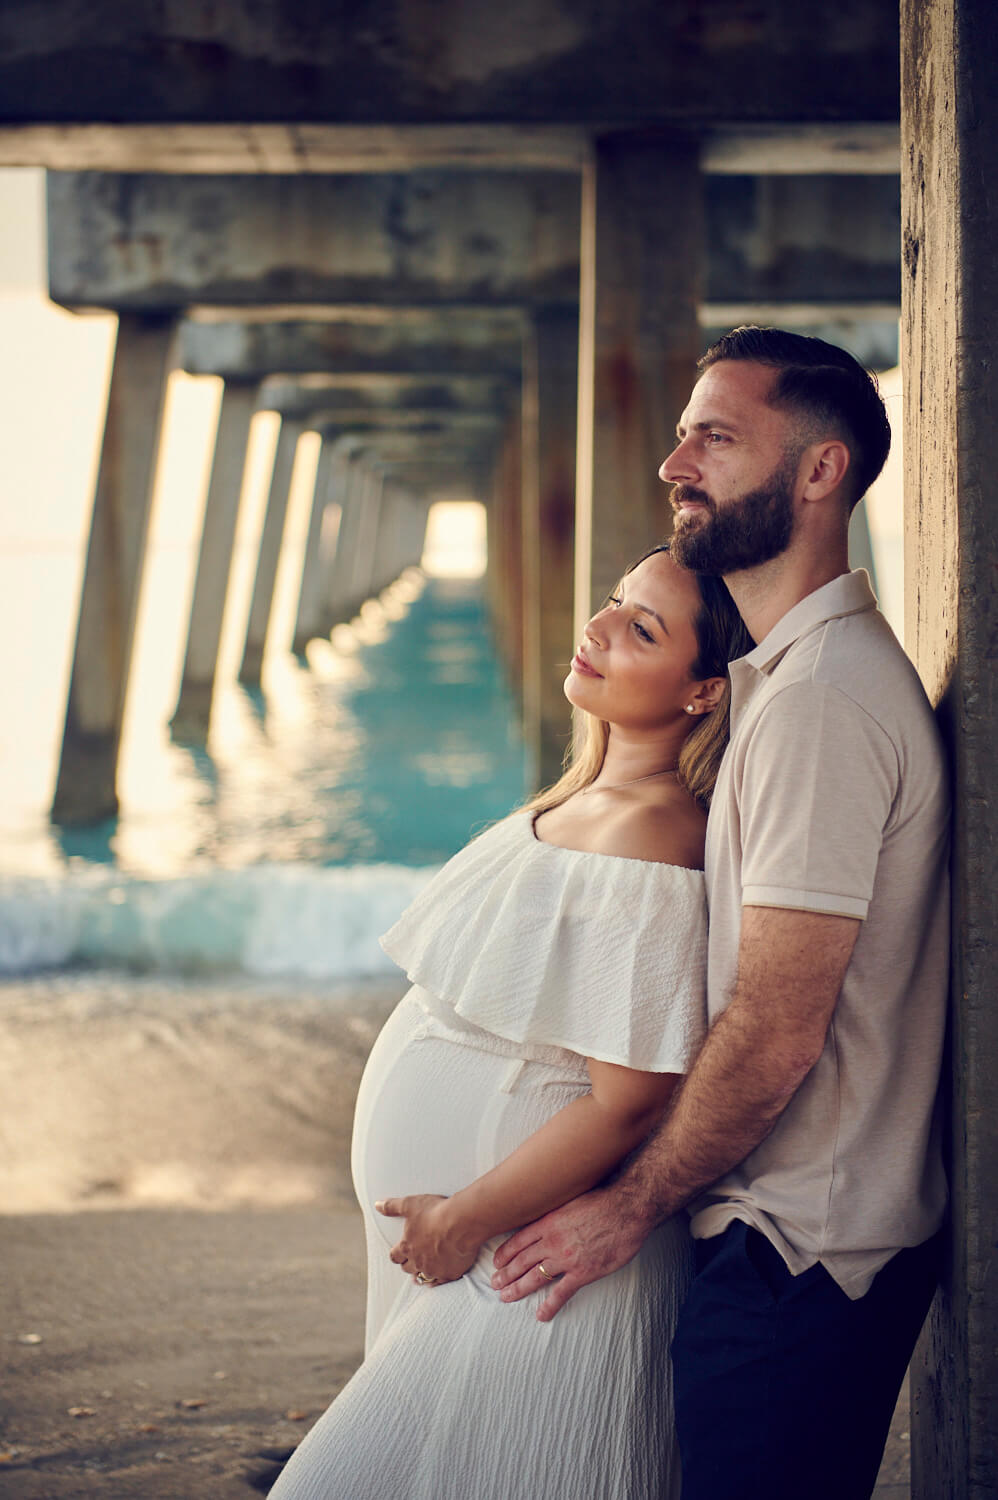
602;786;707;870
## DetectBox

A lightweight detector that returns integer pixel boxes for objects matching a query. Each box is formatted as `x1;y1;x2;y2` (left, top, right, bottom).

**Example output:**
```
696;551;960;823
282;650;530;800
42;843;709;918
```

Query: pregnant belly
350;991;589;1248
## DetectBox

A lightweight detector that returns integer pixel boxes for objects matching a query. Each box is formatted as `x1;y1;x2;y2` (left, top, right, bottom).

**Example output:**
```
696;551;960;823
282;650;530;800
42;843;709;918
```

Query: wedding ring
415;1271;437;1285
537;1263;558;1282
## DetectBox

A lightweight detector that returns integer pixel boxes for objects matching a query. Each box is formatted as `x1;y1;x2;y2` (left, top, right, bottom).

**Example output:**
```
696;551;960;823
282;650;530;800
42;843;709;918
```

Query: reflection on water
1;573;528;880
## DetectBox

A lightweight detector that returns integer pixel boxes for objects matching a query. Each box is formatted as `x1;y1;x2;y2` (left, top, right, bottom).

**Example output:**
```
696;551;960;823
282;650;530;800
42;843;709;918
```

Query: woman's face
565;551;705;731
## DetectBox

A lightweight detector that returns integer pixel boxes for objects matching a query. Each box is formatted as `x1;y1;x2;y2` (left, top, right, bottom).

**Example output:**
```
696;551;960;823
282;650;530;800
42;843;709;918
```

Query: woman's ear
686;677;726;715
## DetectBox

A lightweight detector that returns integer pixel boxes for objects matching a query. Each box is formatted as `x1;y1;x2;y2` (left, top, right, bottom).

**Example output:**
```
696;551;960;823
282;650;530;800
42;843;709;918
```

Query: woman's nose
584;608;612;647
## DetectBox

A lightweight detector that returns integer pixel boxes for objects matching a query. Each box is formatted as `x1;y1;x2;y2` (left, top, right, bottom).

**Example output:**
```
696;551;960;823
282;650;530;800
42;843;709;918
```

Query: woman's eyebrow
633;602;668;634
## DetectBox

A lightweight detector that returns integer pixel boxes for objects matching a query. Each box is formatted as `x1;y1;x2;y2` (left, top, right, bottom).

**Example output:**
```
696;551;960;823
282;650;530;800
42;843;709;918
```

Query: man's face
659;361;802;577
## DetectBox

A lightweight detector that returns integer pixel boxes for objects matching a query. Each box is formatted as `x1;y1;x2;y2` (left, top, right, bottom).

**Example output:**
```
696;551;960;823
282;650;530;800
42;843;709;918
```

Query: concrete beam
702;124;901;176
51;314;175;825
705;175;901;307
699;309;899;373
258;375;515;421
0;4;898;128
0;122;902;176
47;171;582;312
179;314;525;381
330;430;502;469
902;0;998;1494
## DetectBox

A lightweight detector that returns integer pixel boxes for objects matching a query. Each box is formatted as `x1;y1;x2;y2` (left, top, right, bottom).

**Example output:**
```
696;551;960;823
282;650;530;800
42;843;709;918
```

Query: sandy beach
0;971;911;1498
0;971;404;1497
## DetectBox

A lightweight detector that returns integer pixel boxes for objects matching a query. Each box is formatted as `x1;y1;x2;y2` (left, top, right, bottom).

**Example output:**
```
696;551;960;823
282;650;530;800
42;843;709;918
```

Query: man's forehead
679;360;782;430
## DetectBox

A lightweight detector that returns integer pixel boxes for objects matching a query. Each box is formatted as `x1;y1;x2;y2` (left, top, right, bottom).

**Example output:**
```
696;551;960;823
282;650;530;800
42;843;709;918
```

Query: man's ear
687;677;727;716
800;439;851;502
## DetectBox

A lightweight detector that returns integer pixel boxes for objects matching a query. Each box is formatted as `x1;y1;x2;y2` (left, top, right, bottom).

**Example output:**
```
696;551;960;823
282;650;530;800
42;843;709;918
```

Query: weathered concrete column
238;417;302;684
522;306;578;789
291;439;339;655
349;463;385;609
371;481;408;593
51;313;175;824
574;133;704;630
323;450;368;630
903;2;998;1495
399;491;429;572
171;379;257;737
488;413;525;695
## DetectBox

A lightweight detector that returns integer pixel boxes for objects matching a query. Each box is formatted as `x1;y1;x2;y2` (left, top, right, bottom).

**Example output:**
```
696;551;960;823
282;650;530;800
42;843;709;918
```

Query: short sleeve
739;682;898;919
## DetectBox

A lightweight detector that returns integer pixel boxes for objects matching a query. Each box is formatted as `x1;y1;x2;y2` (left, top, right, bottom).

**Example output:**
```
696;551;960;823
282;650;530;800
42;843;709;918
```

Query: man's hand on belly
490;1185;653;1320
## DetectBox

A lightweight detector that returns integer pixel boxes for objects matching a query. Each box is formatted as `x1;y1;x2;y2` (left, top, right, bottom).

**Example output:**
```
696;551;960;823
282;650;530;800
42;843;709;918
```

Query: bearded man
493;327;950;1500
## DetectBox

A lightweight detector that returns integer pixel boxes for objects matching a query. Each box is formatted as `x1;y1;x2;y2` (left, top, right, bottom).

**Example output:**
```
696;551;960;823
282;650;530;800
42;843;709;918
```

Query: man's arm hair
614;904;861;1226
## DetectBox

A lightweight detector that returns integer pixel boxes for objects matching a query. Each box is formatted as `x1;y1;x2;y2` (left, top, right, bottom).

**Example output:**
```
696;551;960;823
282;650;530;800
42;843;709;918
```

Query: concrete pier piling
171;380;257;739
51;313;175;824
239;418;302;685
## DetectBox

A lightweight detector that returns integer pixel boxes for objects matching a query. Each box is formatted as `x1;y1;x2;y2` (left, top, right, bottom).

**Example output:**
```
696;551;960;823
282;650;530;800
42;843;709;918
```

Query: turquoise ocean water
0;571;528;980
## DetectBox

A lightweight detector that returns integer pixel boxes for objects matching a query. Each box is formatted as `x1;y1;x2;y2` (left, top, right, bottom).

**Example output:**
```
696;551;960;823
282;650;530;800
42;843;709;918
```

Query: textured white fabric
381;811;708;1073
269;822;709;1500
269;991;693;1500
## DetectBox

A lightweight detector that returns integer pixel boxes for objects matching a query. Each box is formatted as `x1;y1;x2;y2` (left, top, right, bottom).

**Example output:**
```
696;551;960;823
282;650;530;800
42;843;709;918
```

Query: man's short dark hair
698;326;892;507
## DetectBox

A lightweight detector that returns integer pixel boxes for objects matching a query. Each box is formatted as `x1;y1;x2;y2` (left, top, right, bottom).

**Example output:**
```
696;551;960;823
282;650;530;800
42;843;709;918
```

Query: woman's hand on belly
376;1194;482;1286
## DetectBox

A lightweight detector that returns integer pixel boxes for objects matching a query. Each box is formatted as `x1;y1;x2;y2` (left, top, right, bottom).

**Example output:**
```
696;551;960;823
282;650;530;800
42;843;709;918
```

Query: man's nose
659;438;698;484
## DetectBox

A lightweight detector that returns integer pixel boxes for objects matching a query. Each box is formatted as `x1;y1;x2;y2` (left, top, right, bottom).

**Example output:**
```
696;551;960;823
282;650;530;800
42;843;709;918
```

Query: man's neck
723;546;851;645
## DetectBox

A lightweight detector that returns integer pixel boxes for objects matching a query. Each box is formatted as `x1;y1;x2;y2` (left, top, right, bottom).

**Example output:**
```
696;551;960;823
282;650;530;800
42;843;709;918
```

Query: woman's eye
633;621;653;643
607;593;622;607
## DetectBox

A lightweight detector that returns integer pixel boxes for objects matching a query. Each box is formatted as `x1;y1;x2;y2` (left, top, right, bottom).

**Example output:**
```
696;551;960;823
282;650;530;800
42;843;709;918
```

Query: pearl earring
685;705;695;714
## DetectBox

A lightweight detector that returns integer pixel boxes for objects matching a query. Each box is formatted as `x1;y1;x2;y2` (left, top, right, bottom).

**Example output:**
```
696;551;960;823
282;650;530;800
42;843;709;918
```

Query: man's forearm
612;1000;821;1227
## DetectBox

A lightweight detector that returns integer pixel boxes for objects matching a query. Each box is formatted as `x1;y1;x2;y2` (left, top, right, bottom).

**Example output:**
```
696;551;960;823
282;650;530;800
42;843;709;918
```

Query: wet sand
0;971;910;1497
0;971;404;1496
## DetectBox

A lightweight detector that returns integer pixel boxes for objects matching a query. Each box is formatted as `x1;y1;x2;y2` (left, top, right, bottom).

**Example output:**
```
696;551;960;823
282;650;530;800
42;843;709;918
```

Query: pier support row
49;147;894;817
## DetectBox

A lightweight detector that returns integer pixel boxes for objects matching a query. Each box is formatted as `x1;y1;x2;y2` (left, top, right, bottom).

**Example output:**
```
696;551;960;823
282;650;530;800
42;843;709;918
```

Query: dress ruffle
380;813;707;1073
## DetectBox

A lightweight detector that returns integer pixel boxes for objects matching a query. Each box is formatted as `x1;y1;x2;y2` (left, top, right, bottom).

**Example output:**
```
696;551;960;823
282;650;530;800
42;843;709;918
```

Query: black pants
671;1220;941;1500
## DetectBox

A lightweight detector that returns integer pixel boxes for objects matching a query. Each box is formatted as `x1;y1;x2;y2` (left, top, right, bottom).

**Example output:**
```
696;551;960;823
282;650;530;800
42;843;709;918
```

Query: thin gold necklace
580;767;679;796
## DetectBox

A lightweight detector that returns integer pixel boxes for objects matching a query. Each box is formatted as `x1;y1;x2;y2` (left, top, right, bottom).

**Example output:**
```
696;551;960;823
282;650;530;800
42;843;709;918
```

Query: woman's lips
571;651;602;678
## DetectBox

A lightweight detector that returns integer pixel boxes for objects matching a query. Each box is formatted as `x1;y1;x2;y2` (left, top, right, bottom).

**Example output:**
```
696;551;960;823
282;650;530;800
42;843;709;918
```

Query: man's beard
669;460;796;576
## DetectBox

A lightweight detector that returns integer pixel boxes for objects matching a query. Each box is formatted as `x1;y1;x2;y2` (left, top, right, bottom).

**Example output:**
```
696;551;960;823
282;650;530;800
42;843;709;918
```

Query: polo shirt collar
742;568;878;677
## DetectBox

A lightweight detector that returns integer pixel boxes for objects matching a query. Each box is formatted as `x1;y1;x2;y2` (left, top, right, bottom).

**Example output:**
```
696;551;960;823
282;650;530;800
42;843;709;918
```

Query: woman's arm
377;1059;680;1284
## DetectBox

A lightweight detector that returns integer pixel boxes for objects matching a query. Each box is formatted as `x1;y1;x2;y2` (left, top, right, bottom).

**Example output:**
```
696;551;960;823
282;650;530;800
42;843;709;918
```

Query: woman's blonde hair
526;544;754;815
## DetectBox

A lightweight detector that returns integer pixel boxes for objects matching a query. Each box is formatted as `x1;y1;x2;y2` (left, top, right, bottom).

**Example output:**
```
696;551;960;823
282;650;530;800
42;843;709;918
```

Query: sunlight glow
421;500;487;578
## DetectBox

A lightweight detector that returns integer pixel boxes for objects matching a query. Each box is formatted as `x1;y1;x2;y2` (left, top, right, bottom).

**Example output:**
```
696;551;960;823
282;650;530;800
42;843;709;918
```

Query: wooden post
902;0;998;1493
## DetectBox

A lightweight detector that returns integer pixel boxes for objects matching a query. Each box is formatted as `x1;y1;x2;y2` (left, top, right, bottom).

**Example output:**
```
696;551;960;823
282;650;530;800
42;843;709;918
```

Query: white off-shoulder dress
270;812;708;1500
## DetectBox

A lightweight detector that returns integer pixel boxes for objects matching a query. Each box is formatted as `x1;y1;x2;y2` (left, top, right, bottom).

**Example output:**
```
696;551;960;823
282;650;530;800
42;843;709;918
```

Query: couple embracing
271;328;949;1500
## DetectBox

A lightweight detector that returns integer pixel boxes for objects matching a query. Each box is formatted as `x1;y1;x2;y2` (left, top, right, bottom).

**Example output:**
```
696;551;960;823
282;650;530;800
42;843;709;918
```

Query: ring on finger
415;1271;437;1285
537;1263;559;1282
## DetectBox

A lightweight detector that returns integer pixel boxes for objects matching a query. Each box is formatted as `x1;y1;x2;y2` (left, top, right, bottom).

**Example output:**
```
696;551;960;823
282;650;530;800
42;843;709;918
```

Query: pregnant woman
270;544;752;1500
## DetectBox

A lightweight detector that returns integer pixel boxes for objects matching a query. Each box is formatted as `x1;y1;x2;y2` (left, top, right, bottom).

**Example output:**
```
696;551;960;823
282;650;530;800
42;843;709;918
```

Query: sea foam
0;862;439;979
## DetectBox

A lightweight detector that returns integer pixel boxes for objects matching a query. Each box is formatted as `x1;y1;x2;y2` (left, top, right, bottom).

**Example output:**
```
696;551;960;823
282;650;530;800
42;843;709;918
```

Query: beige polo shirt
690;570;950;1299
